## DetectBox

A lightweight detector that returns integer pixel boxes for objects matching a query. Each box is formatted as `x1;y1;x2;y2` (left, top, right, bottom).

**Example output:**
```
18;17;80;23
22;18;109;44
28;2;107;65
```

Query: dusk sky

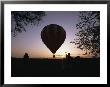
11;11;89;58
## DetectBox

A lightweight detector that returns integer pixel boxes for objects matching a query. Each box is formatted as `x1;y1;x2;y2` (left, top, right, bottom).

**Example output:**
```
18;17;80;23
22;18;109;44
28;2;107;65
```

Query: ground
11;57;100;77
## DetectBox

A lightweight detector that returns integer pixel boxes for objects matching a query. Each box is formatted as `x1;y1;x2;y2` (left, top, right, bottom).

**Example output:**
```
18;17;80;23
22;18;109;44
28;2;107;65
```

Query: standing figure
24;53;29;58
23;53;29;64
66;53;72;68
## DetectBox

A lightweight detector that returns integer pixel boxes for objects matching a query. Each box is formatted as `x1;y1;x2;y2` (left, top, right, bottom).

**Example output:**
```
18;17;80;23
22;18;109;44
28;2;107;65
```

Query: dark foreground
11;57;100;77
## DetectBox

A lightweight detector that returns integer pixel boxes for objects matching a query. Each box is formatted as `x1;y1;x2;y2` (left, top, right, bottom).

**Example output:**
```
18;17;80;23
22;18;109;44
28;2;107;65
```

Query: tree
11;11;46;37
71;11;100;57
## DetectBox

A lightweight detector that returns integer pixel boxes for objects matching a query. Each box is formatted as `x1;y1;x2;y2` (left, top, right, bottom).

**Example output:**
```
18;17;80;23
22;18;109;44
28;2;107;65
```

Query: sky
11;11;89;58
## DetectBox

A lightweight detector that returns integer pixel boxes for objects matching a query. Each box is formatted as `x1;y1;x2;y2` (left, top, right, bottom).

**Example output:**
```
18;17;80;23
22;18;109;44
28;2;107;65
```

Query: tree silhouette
11;11;46;37
71;11;100;57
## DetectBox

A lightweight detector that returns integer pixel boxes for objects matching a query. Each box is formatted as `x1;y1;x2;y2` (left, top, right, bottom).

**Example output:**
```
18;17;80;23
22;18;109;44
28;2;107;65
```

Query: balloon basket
53;54;55;58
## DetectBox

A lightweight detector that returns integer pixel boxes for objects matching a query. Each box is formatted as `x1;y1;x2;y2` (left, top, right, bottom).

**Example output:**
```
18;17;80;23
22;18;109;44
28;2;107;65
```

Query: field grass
11;57;100;77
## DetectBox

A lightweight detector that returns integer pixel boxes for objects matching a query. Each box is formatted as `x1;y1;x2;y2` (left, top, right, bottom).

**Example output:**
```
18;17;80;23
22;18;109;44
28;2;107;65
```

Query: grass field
11;57;100;77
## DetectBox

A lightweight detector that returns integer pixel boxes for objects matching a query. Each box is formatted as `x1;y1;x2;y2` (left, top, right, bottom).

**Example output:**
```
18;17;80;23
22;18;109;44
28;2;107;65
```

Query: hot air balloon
41;24;66;58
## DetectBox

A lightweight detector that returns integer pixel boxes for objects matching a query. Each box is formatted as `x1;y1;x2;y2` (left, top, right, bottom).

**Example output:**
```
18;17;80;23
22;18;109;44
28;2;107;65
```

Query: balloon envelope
41;24;66;54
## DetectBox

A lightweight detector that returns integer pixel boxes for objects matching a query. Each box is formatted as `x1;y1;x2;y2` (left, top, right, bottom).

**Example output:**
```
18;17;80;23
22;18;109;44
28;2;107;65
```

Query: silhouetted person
66;53;72;59
23;53;29;64
68;53;71;58
65;53;73;68
24;53;29;59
